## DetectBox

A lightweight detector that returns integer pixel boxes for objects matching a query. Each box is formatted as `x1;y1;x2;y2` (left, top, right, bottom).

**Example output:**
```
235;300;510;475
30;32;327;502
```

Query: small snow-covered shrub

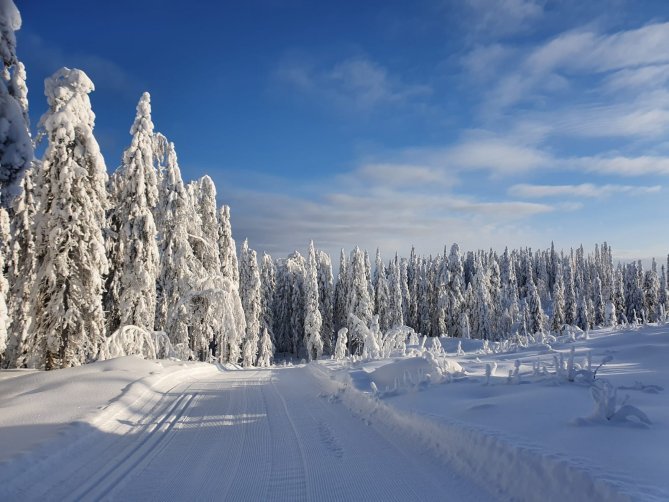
334;328;348;360
576;380;652;428
102;325;174;360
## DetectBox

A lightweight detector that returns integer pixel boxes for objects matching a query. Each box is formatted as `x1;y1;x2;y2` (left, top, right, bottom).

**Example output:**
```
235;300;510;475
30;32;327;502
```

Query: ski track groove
75;391;198;501
0;378;195;501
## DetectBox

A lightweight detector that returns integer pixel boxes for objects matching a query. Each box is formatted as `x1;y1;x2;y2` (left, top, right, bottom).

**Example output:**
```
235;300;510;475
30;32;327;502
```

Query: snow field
318;325;669;501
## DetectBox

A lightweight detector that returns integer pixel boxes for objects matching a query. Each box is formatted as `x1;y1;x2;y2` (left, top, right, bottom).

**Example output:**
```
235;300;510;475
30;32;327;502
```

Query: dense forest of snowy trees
0;1;667;370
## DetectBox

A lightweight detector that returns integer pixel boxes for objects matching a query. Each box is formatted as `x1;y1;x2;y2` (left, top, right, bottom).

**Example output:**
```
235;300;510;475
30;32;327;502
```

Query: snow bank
0;356;216;461
314;325;669;501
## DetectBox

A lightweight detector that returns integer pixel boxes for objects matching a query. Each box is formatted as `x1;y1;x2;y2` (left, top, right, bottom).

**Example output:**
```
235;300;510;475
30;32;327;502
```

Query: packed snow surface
0;325;666;501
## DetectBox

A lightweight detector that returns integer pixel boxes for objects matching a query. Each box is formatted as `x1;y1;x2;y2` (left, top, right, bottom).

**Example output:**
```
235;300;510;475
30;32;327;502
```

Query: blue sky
17;0;669;261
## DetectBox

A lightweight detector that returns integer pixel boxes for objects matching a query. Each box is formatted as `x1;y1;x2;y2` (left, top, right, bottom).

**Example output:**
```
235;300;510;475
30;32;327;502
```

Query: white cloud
353;163;456;188
509;183;661;198
482;22;669;117
463;0;544;38
575;155;669;176
275;56;431;112
443;137;550;174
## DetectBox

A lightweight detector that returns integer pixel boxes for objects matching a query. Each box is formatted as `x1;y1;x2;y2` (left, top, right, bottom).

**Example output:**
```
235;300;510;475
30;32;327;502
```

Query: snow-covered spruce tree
257;327;273;367
0;207;9;364
5;167;36;367
153;142;197;351
333;248;348;334
106;92;159;335
400;258;410;326
576;294;590;332
487;257;502;337
260;252;276;346
317;250;334;354
0;0;31;206
407;247;419;329
387;255;404;329
240;240;261;366
373;249;390;332
643;264;660;322
471;258;493;340
593;276;605;326
447;244;465;337
526;278;545;336
32;68;108;369
192;175;221;275
218;205;239;285
347;247;373;354
563;257;577;325
303;241;323;361
550;268;565;334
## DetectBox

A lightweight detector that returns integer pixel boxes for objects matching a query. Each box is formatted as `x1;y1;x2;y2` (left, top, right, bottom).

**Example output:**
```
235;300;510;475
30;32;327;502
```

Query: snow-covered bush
576;380;652;427
334;327;348;360
102;325;173;360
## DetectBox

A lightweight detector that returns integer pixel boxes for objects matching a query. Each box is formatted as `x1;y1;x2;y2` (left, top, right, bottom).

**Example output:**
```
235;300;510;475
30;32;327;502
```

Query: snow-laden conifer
317;250;334;354
333;249;348;334
347;247;373;354
257;327;273;367
0;0;31;204
0;207;9;363
260;252;276;345
218;205;239;285
32;68;108;369
107;92;159;334
240;239;261;366
303;241;323;361
550;267;565;334
373;249;390;332
387;255;404;329
5;167;36;366
153;142;196;349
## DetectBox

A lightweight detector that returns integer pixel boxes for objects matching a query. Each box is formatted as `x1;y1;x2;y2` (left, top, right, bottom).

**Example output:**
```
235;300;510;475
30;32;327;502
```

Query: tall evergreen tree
218;205;239;285
260;252;276;345
0;0;31;205
347;247;373;354
240;240;261;367
317;250;334;354
373;249;390;332
5;167;36;366
106;92;159;334
32;68;108;369
0;207;9;364
304;241;323;361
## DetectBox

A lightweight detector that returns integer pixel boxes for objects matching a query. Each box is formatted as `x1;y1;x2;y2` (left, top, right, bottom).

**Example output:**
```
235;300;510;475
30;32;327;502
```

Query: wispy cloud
462;0;544;38
509;183;662;199
575;155;669;176
274;55;431;112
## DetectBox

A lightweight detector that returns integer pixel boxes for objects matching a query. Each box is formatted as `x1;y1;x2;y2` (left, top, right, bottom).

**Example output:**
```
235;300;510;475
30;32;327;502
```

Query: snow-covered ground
0;325;666;501
319;325;669;501
0;356;487;500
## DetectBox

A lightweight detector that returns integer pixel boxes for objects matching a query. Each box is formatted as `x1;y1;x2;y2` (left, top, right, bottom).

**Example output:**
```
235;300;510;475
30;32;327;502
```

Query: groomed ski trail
0;365;490;501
